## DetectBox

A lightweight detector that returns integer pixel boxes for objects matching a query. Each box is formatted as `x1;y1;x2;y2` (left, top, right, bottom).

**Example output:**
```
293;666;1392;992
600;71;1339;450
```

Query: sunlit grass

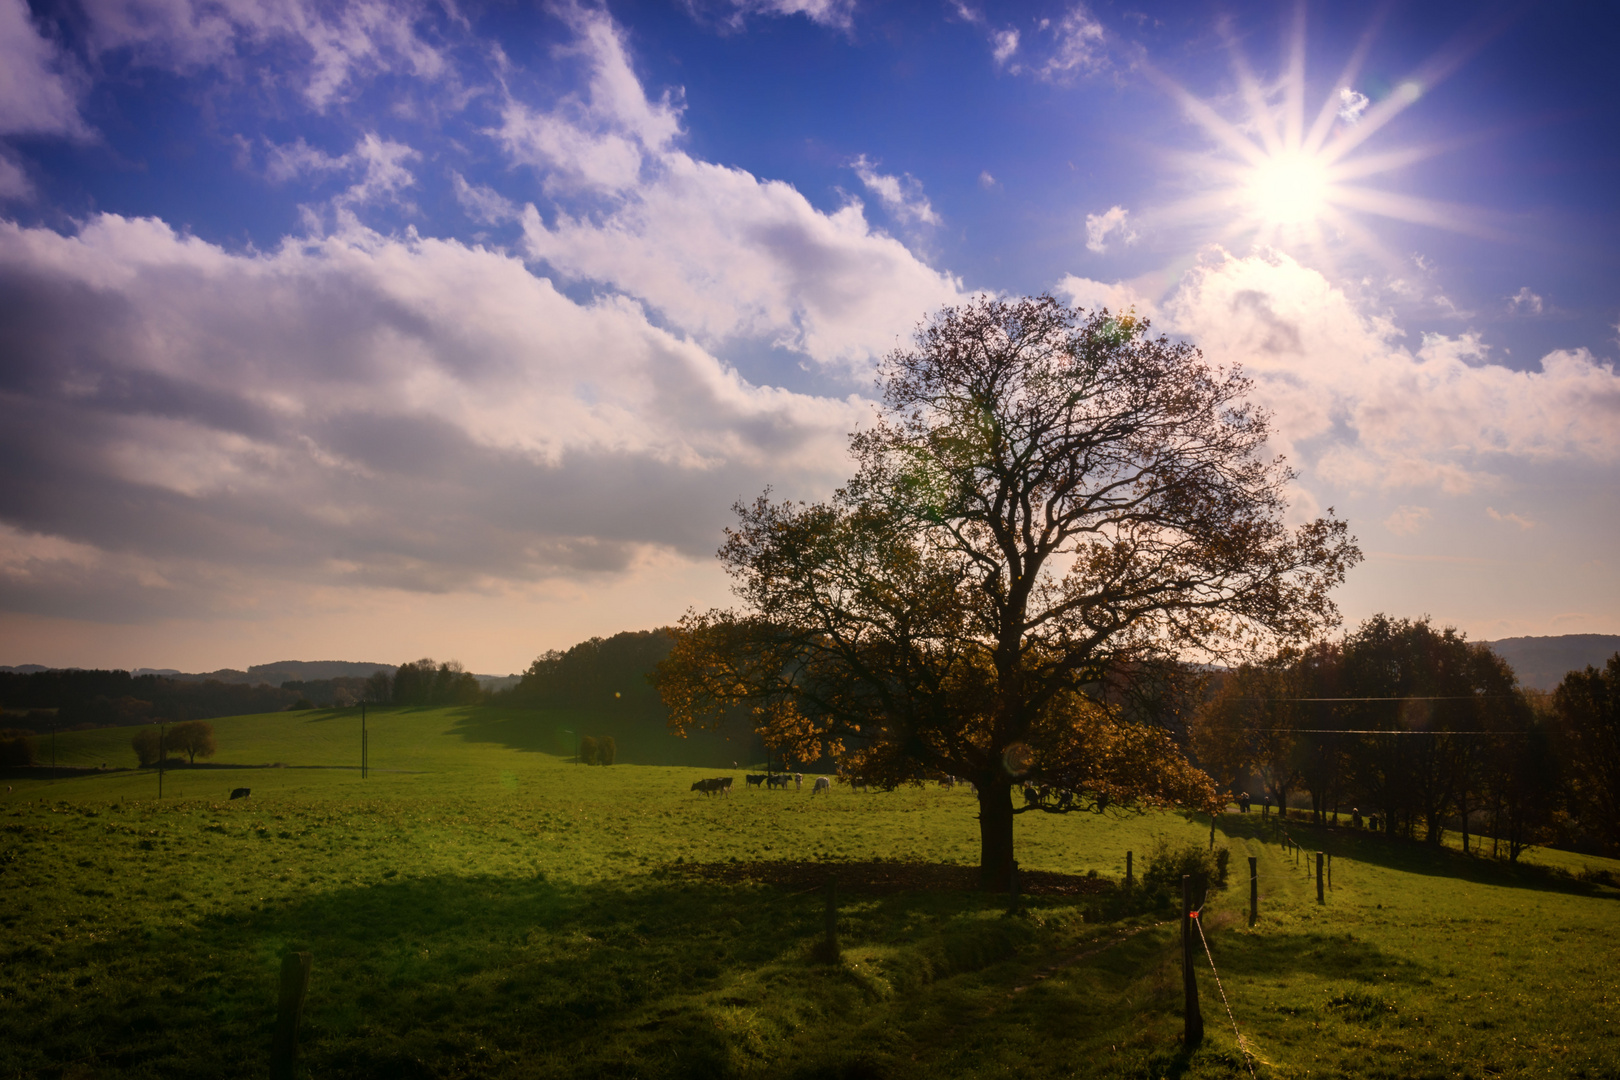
3;709;1617;1078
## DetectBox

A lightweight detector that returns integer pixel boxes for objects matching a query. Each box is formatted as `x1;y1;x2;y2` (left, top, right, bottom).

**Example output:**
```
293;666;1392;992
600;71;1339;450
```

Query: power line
1246;727;1529;736
1239;695;1519;702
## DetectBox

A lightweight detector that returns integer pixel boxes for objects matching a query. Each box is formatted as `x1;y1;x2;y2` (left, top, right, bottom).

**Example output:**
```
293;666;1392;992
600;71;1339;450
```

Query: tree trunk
977;776;1015;892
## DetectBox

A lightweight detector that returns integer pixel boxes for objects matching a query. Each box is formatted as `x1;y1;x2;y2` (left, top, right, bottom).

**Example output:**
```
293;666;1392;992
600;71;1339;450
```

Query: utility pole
361;701;368;780
157;721;166;800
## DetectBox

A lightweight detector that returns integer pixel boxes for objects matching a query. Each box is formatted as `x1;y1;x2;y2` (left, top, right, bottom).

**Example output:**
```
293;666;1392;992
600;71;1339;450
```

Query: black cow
230;787;250;800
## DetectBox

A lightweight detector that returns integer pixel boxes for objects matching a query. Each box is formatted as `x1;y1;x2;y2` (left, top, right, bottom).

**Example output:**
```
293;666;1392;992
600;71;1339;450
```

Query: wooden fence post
820;875;840;962
1182;875;1204;1047
1316;852;1325;904
1248;855;1258;927
271;951;312;1080
1328;853;1333;890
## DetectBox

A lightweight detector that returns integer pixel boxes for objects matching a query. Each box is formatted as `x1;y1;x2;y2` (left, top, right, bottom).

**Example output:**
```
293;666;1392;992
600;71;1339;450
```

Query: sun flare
1144;12;1478;266
1247;150;1331;226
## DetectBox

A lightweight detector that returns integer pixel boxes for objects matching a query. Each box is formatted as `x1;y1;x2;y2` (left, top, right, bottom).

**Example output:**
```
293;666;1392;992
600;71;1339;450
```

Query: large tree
656;296;1360;888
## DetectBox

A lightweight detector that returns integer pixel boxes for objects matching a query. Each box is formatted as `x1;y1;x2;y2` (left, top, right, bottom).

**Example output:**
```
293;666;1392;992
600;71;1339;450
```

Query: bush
1141;836;1230;897
598;736;616;765
578;735;599;765
0;729;34;767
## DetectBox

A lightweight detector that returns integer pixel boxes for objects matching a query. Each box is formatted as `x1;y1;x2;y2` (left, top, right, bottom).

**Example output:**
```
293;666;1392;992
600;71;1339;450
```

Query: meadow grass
3;706;1618;1078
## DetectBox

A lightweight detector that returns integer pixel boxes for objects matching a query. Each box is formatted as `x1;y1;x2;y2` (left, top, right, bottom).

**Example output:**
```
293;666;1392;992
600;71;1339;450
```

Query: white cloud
978;170;999;190
1487;507;1536;529
0;213;863;620
851;155;940;226
1383;505;1432;535
991;27;1020;66
77;0;448;108
1052;273;1158;320
1507;286;1544;315
1037;4;1106;81
1085;205;1137;253
1161;248;1620;496
505;7;963;367
265;137;350;183
1337;87;1370;124
702;0;858;29
0;0;88;136
452;172;519;225
263;132;418;211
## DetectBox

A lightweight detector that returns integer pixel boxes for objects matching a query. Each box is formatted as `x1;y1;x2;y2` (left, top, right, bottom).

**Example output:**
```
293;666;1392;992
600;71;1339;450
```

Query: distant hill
1482;635;1620;692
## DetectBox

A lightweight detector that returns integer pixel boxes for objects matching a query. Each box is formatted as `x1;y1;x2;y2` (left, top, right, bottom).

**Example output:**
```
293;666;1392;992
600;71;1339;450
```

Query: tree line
1192;614;1620;858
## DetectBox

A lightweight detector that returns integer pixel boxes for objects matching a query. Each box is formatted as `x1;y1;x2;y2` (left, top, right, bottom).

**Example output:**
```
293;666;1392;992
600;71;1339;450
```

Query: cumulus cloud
505;7;962;367
851;155;940;226
1383;505;1432;535
0;0;88;136
77;0;448;108
1084;205;1137;253
0;214;863;621
1161;248;1620;495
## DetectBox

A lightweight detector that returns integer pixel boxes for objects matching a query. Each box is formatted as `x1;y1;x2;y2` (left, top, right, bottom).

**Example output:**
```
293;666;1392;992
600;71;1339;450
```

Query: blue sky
1;0;1616;673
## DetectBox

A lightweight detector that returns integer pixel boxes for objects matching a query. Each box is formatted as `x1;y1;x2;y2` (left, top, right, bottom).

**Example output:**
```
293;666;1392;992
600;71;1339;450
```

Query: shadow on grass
1217;813;1618;901
3;856;1356;1080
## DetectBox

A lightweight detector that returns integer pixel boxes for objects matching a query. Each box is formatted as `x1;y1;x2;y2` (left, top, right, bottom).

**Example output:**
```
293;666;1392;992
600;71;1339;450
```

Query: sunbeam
1143;6;1491;261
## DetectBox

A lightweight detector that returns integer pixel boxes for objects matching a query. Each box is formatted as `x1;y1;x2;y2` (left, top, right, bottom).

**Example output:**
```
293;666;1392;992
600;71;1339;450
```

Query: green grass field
3;706;1618;1079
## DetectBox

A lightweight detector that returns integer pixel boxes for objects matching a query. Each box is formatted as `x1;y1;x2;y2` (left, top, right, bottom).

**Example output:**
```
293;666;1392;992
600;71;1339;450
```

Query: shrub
0;730;34;767
598;736;617;765
1141;836;1230;898
579;736;599;765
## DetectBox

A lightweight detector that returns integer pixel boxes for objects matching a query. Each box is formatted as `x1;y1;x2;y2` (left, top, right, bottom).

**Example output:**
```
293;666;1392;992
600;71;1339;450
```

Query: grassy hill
3;707;1617;1078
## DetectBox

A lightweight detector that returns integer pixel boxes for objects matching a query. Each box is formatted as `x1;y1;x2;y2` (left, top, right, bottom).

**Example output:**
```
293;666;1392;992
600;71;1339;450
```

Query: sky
0;0;1617;675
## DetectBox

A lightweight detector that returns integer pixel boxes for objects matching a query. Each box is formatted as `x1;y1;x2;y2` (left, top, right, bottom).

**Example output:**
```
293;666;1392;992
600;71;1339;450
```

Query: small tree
364;670;393;703
131;726;164;767
598;736;617;765
579;735;600;766
166;720;217;764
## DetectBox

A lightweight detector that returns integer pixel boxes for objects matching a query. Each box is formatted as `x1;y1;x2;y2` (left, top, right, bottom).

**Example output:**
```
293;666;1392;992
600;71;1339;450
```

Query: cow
691;778;729;796
766;773;790;790
794;773;804;791
745;773;767;789
940;775;956;790
1023;784;1041;807
812;776;830;795
848;777;868;793
229;787;250;800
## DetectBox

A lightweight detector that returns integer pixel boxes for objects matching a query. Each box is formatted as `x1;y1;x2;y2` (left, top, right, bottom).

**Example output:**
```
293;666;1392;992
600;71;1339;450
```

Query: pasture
2;705;1618;1079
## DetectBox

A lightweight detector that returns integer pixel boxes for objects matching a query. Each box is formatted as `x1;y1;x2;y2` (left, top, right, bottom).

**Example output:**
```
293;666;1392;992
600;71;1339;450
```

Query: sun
1247;149;1331;227
1143;12;1478;264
